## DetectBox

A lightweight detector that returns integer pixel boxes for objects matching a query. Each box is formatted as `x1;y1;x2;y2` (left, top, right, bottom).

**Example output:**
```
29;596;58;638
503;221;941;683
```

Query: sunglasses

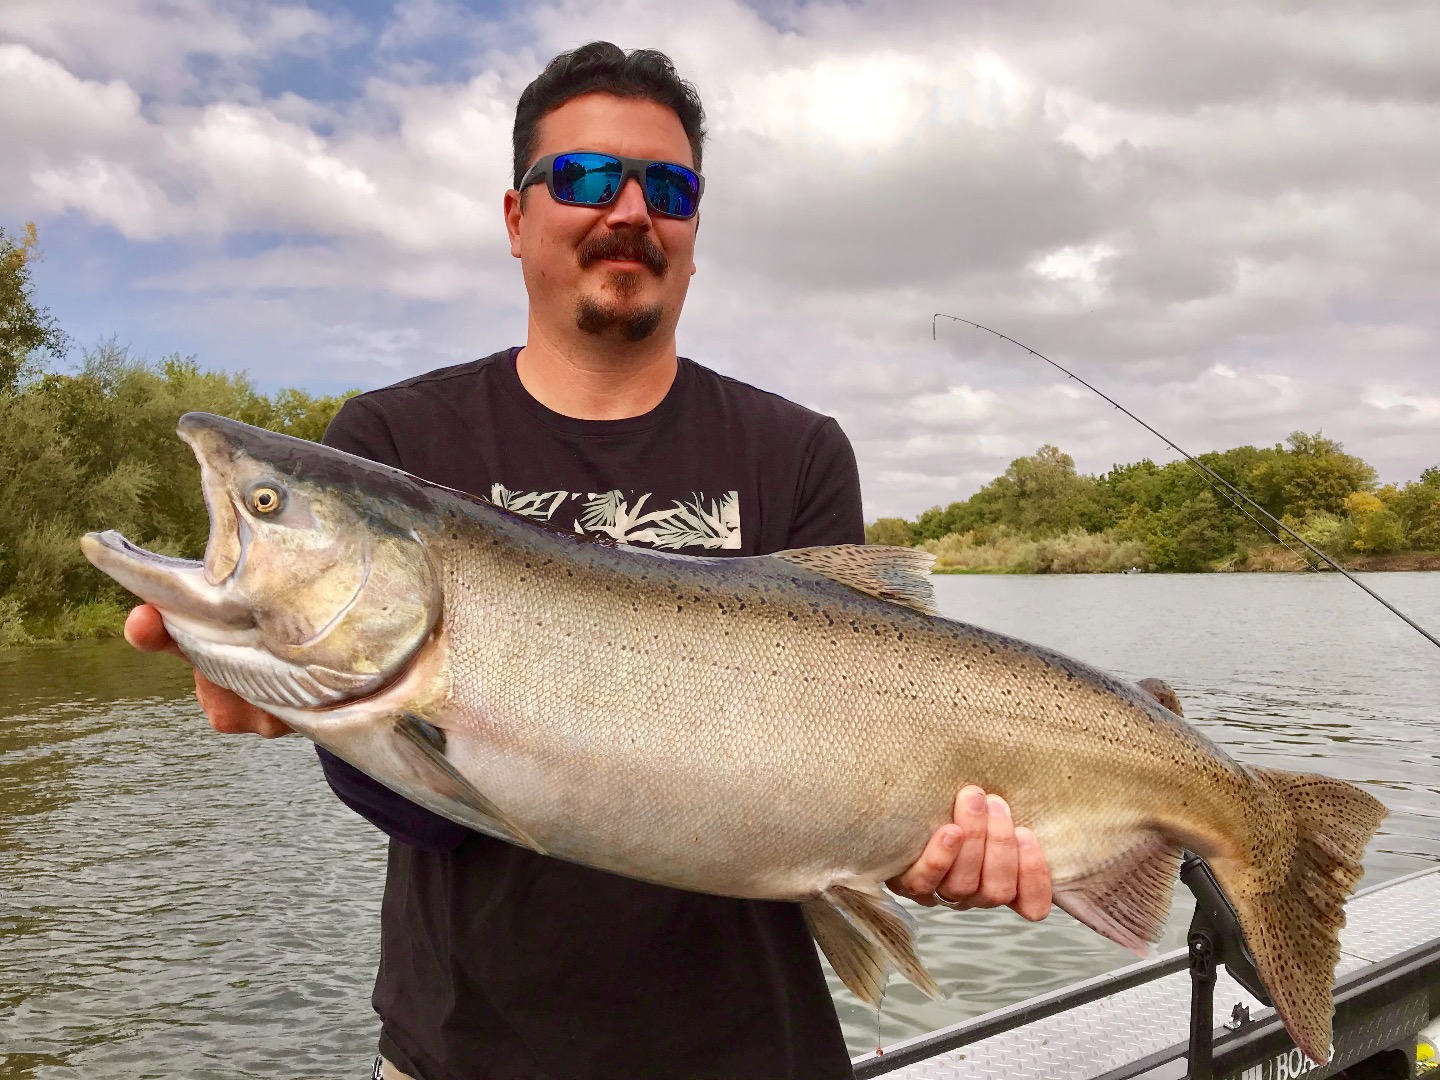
519;152;705;220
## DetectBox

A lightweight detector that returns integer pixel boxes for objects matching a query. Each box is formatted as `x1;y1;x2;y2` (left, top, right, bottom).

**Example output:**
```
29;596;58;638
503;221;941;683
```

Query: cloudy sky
2;0;1436;519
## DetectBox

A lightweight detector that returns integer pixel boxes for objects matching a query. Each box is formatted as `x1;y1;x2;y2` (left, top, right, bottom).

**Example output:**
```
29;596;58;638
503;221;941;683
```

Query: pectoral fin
804;883;941;1004
392;713;546;854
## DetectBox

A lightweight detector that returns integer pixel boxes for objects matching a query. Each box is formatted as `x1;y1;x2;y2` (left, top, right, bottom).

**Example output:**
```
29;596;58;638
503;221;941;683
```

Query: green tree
999;445;1104;533
865;517;912;546
1249;431;1376;522
1344;492;1404;554
0;341;354;640
1;222;69;393
1390;468;1440;551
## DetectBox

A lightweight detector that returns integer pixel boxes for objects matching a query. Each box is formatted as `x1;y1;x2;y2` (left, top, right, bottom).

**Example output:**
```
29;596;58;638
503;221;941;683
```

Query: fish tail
1210;766;1387;1064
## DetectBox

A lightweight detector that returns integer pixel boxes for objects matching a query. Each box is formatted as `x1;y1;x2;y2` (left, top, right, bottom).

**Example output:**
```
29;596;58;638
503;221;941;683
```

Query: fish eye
249;485;284;515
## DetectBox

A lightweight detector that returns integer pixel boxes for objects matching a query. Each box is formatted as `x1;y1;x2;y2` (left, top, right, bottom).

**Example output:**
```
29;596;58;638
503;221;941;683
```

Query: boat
853;863;1440;1079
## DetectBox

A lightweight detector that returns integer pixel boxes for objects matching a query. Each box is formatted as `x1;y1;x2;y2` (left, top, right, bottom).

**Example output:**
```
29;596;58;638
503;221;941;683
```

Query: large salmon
81;412;1387;1063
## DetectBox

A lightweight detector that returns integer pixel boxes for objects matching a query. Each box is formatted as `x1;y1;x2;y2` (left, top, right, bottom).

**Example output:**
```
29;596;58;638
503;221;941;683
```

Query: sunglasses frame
519;151;705;220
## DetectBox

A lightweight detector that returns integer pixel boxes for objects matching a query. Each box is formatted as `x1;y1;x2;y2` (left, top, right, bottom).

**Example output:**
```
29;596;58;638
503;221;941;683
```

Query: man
125;42;1051;1080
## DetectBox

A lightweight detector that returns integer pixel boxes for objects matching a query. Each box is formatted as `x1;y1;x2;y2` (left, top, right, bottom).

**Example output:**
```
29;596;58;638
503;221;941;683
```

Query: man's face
506;93;699;345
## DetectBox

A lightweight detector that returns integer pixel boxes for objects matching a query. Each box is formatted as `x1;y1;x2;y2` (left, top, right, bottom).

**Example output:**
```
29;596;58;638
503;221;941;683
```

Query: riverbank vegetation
866;441;1440;574
5;222;1438;645
0;223;351;645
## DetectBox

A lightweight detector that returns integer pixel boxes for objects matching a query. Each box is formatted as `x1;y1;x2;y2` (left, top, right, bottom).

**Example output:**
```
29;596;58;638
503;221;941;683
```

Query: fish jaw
80;530;253;629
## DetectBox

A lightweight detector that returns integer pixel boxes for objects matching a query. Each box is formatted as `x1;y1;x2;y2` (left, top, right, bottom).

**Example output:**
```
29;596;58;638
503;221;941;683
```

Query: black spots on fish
676;604;684;614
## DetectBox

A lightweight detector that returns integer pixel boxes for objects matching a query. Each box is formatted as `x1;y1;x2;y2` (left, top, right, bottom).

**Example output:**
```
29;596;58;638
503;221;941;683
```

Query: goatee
576;298;664;342
572;231;670;342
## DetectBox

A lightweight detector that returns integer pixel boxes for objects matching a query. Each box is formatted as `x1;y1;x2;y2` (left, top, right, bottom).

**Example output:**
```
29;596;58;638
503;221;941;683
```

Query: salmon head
81;412;442;711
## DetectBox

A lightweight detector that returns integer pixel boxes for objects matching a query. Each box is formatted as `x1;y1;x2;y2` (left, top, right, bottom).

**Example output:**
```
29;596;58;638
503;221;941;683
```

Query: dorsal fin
771;545;938;615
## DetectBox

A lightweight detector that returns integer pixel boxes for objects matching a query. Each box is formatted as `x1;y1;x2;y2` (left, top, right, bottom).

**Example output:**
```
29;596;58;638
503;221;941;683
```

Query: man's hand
124;604;292;738
887;785;1052;922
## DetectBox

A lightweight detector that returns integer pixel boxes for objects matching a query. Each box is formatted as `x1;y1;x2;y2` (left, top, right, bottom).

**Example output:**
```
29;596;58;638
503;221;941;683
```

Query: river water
3;574;1438;1076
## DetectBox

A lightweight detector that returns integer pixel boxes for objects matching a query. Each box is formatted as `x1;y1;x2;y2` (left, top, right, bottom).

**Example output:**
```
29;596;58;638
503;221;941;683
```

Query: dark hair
512;42;707;188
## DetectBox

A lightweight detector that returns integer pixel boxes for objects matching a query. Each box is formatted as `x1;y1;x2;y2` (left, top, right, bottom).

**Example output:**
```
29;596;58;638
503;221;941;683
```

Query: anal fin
392;712;546;854
806;883;941;1003
1052;831;1181;955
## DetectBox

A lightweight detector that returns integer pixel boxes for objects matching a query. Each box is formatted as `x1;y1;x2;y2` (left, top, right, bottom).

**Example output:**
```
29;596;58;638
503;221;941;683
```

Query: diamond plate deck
857;866;1440;1080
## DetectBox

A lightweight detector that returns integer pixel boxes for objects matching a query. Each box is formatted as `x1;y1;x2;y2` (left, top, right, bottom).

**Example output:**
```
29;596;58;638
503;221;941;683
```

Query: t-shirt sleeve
785;417;865;548
313;396;470;853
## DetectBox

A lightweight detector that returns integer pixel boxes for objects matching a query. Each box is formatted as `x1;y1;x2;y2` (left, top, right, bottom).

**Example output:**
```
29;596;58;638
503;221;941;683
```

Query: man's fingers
933;786;988;902
123;604;181;656
889;784;992;904
194;673;293;739
887;826;963;904
889;788;1053;923
124;605;290;738
972;795;1019;908
1012;826;1053;922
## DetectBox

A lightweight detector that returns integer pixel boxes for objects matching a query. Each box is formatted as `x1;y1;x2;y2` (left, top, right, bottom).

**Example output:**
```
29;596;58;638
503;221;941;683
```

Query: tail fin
1211;767;1387;1064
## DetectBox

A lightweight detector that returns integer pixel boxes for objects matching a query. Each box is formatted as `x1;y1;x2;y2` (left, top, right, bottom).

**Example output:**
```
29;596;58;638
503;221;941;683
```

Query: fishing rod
932;312;1440;653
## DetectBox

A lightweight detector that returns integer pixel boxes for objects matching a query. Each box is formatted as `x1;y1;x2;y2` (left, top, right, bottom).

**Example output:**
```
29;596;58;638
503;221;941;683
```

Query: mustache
577;232;669;277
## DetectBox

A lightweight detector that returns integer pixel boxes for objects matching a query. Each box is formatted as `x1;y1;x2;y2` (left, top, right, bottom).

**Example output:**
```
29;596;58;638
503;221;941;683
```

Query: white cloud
2;0;1438;518
0;0;333;97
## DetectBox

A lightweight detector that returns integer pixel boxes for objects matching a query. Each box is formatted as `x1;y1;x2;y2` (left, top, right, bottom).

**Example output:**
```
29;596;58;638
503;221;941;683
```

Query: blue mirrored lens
552;153;623;205
645;162;699;217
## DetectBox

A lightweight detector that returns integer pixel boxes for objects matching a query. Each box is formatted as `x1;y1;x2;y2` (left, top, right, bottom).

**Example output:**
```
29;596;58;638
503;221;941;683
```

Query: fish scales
81;412;1389;1065
441;509;1242;894
437;519;949;892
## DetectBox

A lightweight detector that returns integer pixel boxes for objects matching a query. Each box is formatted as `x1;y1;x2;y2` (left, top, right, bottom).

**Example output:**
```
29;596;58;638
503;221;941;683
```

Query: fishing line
932;313;1440;653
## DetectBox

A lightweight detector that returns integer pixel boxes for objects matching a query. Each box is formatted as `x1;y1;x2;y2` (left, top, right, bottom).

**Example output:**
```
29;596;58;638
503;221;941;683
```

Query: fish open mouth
81;528;255;629
88;530;201;572
81;417;256;628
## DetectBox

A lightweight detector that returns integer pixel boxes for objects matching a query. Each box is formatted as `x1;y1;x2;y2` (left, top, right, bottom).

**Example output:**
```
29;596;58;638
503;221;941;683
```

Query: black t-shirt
318;348;863;1080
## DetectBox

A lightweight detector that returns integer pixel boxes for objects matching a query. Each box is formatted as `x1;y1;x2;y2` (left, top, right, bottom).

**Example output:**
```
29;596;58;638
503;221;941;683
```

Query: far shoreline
930;551;1440;574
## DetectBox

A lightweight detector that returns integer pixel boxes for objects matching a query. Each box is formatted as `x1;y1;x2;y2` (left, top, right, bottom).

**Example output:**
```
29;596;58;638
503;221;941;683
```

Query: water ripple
3;576;1439;1071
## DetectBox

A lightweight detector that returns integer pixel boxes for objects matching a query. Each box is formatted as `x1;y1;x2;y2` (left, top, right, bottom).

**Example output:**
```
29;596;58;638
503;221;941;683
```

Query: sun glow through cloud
2;0;1437;518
